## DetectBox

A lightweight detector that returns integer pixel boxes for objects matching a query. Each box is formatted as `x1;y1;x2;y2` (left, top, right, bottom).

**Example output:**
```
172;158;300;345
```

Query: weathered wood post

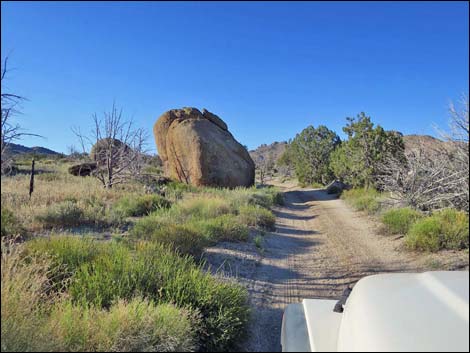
29;158;35;200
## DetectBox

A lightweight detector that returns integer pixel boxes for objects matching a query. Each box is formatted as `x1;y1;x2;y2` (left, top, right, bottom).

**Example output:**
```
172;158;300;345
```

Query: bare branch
377;96;469;212
72;103;148;188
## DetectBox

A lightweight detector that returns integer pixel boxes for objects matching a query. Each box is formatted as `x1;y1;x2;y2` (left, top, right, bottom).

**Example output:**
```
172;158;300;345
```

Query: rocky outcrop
68;162;97;177
153;108;255;188
90;138;129;166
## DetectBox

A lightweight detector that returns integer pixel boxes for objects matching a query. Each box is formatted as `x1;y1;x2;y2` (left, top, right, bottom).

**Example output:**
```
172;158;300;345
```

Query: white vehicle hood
336;271;469;352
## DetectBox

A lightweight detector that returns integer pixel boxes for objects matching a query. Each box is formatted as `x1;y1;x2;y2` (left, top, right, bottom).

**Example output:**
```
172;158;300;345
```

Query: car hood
337;271;469;352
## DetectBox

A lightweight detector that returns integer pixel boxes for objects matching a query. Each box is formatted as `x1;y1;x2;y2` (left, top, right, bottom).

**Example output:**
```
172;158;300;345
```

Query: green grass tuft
35;201;85;228
405;209;469;252
112;194;171;217
381;207;423;234
1;207;24;237
25;236;250;352
341;188;382;214
238;205;276;230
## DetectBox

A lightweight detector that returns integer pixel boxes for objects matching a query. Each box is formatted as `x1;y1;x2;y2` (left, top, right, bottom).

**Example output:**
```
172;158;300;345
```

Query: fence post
29;158;35;200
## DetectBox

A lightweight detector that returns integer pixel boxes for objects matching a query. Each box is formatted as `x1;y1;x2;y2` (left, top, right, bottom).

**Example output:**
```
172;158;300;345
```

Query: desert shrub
260;187;284;206
113;194;171;217
131;218;206;258
1;207;23;237
176;196;233;219
25;236;250;352
248;188;284;208
405;217;442;252
165;181;198;201
27;235;101;272
207;186;283;210
341;188;381;214
82;196;114;226
238;205;276;230
34;197;124;229
186;214;249;242
132;207;249;254
381;207;423;234
35;200;85;228
405;209;469;251
434;209;469;250
2;239;197;352
48;299;197;352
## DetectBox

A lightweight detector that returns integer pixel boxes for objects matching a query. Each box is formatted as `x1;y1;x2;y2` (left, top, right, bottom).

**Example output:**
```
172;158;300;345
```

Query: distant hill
249;135;454;165
402;134;455;156
5;143;61;156
249;141;288;164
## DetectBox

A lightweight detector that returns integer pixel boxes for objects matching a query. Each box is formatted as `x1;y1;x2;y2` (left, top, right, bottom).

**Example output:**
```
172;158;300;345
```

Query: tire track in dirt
243;187;420;352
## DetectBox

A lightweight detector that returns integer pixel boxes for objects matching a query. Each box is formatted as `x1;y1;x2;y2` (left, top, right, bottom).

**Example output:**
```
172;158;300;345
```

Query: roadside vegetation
279;101;469;253
1;154;283;352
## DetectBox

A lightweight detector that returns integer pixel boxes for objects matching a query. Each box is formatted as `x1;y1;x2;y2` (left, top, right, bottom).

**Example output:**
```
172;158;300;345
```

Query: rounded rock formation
89;138;129;167
153;107;255;188
68;162;97;177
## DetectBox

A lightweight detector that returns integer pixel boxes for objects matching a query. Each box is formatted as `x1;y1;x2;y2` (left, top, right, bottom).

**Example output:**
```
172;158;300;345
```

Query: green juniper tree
286;125;340;185
330;112;406;189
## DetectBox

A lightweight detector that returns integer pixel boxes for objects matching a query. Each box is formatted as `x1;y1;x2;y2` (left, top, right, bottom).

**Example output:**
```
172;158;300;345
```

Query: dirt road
204;184;468;351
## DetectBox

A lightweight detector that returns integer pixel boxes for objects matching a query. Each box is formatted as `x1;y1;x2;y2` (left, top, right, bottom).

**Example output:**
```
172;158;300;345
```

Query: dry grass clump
1;161;145;231
46;299;197;352
1;239;63;352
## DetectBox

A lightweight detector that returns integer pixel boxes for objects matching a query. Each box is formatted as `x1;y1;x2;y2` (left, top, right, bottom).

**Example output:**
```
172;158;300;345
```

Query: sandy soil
204;182;469;352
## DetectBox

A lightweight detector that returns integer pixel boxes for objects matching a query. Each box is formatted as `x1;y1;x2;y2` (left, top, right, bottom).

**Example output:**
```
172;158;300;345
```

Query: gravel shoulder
204;183;469;352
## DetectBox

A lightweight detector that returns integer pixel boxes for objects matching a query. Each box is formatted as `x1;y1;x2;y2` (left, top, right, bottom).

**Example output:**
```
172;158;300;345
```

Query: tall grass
112;194;171;217
341;188;382;214
238;205;276;230
1;241;61;352
130;188;279;256
1;207;24;237
47;299;197;352
2;239;197;352
1;162;143;231
25;236;250;352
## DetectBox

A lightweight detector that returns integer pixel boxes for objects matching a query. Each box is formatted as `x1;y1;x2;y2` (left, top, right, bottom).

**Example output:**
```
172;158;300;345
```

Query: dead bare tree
375;148;466;211
72;103;148;188
376;96;469;212
439;95;469;211
255;153;275;185
1;57;39;174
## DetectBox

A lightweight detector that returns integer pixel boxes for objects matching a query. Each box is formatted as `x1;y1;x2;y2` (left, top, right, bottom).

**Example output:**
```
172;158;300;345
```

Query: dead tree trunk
29;158;35;200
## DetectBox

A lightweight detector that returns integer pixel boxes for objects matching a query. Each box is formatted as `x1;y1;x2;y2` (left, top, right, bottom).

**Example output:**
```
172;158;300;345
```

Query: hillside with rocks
402;134;451;154
249;141;288;164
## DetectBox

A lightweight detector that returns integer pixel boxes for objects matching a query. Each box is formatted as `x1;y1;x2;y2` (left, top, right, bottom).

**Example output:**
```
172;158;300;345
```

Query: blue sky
1;1;468;154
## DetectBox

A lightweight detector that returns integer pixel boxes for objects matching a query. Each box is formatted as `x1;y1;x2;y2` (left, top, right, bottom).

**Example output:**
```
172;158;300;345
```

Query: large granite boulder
89;138;130;167
153;107;255;188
